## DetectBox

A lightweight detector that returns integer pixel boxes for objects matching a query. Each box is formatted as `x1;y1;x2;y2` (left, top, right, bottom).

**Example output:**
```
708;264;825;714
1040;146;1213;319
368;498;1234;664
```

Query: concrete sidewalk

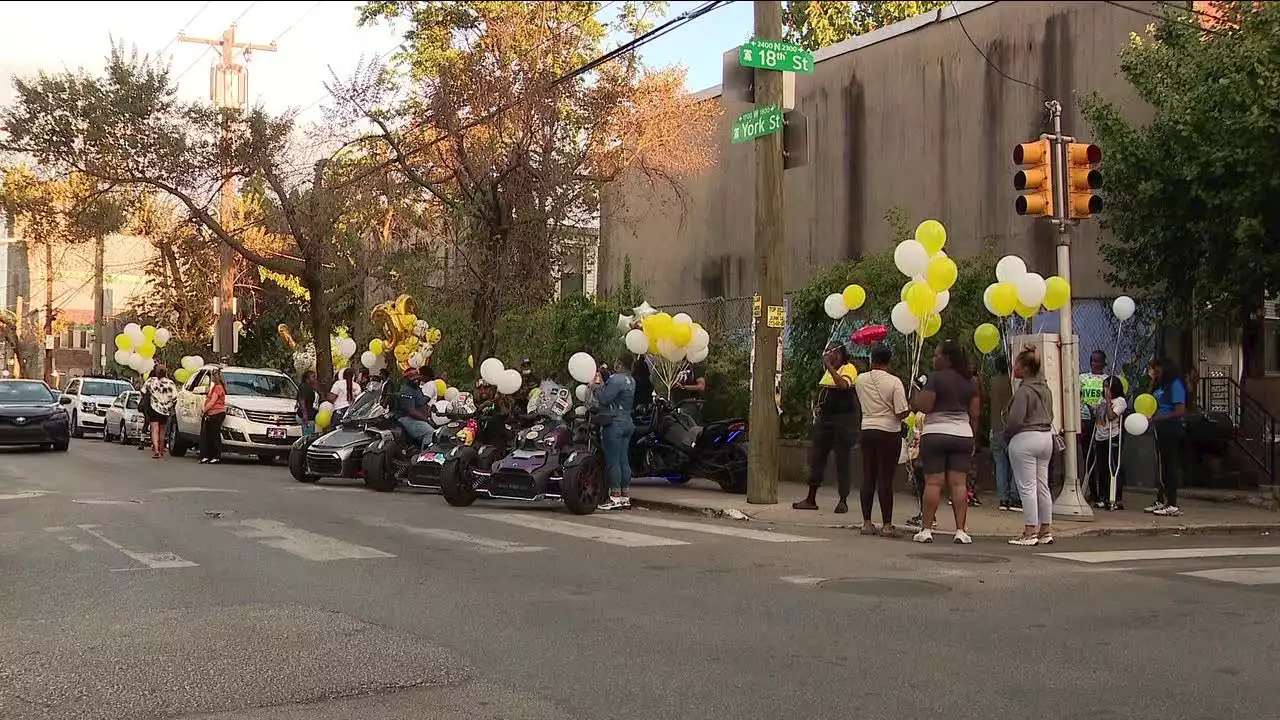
625;478;1280;539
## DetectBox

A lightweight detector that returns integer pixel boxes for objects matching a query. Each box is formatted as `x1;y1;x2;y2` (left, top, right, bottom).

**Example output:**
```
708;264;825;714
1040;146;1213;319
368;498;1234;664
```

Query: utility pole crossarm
177;33;278;53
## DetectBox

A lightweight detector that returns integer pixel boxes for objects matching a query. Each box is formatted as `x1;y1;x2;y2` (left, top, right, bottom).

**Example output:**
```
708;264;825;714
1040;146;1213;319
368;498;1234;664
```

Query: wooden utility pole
178;26;276;361
14;295;25;378
92;232;105;373
746;0;785;505
43;239;54;385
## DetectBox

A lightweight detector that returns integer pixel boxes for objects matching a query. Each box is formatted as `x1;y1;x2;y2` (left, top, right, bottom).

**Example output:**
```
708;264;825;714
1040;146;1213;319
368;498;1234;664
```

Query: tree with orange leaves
331;1;719;362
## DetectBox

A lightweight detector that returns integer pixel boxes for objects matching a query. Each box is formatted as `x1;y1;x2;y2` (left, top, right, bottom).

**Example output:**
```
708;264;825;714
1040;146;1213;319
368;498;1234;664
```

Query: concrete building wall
599;1;1159;303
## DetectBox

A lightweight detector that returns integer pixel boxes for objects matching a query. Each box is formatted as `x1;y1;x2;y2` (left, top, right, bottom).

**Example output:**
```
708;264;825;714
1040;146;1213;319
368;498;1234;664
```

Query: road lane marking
1040;546;1280;564
73;499;142;505
0;491;48;501
470;512;688;547
359;517;547;554
43;528;95;552
75;525;198;569
602;514;827;543
1180;566;1280;585
216;518;396;561
151;487;239;494
780;576;827;586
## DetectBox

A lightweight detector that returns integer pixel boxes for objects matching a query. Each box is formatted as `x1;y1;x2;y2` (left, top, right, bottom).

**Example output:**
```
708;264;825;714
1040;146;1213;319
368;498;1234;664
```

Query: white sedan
103;391;145;444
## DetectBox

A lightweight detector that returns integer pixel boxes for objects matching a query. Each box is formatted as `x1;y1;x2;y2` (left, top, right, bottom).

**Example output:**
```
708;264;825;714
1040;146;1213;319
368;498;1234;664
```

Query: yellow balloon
990;283;1017;317
904;414;917;430
1043;275;1071;311
925;256;958;292
136;342;156;360
315;410;333;432
914;219;947;255
900;281;914;303
394;344;411;361
1015;302;1038;319
644;313;673;340
842;284;867;311
906;283;936;319
1134;393;1158;417
174;368;192;384
435;379;447;397
920;313;942;338
370;338;384;355
142;325;156;341
671;323;693;347
468;354;474;368
114;334;132;351
973;323;1000;354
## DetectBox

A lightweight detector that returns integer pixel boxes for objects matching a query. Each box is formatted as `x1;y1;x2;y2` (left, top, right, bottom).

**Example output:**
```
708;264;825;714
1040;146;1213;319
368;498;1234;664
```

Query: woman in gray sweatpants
1004;345;1055;546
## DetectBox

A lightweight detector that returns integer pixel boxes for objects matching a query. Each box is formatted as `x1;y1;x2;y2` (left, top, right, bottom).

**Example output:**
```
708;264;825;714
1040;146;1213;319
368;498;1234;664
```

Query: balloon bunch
822;284;867;320
330;329;358;373
113;323;174;377
1124;391;1159;436
368;295;439;371
981;255;1071;320
889;220;955;339
623;301;711;400
477;357;525;396
174;355;206;385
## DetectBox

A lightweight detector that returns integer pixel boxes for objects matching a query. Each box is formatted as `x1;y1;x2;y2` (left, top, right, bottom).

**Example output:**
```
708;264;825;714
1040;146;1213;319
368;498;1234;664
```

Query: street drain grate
817;578;951;597
908;552;1011;564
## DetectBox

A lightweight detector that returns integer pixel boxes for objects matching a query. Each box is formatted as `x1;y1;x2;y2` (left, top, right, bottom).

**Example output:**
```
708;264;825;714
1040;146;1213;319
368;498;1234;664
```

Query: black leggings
201;413;225;460
1088;436;1124;503
809;414;858;498
1155;420;1184;507
859;429;899;523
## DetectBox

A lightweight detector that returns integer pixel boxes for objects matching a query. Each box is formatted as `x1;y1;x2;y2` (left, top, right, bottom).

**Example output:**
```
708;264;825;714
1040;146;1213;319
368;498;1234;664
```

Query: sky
0;0;753;120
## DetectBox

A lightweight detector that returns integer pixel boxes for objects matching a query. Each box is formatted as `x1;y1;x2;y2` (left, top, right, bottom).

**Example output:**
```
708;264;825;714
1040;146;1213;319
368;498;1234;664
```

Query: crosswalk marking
602;514;827;543
151;487;239;494
471;512;689;548
1040;546;1280;564
0;491;48;501
1181;566;1280;585
216;518;396;561
358;517;546;554
74;525;198;569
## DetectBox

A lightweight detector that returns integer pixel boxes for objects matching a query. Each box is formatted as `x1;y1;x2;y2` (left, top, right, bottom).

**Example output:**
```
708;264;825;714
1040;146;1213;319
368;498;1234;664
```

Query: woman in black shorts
912;340;981;544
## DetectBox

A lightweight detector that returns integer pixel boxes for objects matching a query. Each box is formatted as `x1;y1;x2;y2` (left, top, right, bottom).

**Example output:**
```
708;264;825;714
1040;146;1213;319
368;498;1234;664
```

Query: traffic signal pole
1045;99;1092;521
747;0;785;505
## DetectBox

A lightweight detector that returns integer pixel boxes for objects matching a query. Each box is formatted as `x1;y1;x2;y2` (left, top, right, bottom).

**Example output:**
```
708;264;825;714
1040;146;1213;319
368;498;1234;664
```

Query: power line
232;0;262;26
161;0;215;56
1101;0;1230;36
949;2;1049;98
272;1;325;43
174;46;216;83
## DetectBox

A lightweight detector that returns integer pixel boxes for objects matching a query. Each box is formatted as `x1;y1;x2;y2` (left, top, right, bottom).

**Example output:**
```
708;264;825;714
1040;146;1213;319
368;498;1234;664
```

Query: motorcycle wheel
715;442;750;494
362;446;398;492
289;448;319;483
561;454;606;515
666;476;691;484
439;456;478;507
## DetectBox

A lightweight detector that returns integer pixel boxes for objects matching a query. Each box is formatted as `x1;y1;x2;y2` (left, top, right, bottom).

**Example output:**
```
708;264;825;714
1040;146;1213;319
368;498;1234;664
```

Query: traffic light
1067;143;1103;219
1013;140;1054;218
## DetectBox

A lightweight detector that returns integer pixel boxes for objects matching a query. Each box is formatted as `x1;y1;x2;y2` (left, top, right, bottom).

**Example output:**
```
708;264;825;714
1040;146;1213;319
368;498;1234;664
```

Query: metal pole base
1052;481;1095;521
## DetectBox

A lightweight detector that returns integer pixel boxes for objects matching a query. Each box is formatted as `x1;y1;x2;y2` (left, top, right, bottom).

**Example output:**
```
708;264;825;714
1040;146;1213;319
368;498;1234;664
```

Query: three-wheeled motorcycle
630;397;749;493
289;389;391;484
402;392;515;491
360;394;471;492
439;381;607;514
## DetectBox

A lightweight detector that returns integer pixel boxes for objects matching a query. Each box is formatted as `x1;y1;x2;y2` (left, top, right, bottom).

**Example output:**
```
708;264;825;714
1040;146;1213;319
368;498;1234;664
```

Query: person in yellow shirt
793;341;860;513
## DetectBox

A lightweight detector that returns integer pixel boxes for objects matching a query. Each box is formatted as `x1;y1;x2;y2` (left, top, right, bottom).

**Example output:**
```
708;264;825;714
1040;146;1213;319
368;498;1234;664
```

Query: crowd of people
790;339;1190;546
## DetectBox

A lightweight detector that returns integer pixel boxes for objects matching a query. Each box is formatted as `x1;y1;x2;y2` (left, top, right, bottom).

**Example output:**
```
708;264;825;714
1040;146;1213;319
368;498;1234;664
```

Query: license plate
419;452;440;463
266;427;287;439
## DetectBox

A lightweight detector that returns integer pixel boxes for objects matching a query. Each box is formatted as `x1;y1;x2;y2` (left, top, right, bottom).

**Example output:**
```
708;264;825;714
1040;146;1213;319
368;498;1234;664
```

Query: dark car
0;379;71;451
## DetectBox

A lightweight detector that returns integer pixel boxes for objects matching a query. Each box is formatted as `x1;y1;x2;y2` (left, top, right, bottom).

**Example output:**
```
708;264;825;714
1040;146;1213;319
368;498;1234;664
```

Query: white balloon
123;322;142;337
424;380;438;399
982;283;999;315
1124;413;1149;436
934;290;950;313
823;293;848;320
688;346;709;363
625;329;649;355
154;328;172;347
479;358;505;385
891;302;919;335
657;339;686;363
444;387;460;402
127;353;144;372
408;352;425;369
568;352;597;385
574;405;587;417
894;240;930;277
497;369;523;395
140;359;155;376
575;384;589;402
113;349;130;365
1113;295;1136;322
672;312;693;326
995;255;1027;284
360;350;377;368
190;355;205;370
689;327;711;352
1015;272;1047;308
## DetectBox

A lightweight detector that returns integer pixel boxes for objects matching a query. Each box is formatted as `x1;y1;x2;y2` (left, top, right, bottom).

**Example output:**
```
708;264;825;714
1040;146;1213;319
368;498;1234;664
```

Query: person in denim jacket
591;353;637;511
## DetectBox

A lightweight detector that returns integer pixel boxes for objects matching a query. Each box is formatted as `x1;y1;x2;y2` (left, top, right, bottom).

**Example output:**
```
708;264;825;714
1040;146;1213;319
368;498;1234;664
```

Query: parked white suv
59;377;135;438
171;366;301;461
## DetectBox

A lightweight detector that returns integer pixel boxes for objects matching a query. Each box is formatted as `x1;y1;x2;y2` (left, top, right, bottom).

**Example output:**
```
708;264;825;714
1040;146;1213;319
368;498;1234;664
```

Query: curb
628;498;1280;538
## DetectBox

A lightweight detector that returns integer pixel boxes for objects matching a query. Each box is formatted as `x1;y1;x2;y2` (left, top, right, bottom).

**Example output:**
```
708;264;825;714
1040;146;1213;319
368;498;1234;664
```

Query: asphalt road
2;438;1279;719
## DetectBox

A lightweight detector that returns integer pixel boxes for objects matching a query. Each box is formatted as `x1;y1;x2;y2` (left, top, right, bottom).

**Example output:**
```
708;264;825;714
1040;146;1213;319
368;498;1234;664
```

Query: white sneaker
1144;501;1166;513
619;496;632;509
912;528;934;543
953;530;973;545
1008;536;1040;546
597;496;623;511
1038;534;1055;545
1153;505;1182;517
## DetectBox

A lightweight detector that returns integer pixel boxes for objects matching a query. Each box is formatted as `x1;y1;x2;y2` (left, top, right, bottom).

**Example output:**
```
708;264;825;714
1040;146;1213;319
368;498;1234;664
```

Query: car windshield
0;381;56;404
224;372;298;399
126;394;140;410
83;380;131;397
344;390;387;422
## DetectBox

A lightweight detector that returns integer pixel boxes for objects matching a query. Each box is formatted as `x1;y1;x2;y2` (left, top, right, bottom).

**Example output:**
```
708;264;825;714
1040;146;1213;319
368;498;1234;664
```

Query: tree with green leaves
331;1;718;363
1080;2;1280;334
783;1;948;50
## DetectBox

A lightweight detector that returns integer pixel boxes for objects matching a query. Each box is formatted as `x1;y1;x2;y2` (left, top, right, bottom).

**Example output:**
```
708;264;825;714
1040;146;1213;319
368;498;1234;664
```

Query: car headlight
225;405;247;419
81;401;94;412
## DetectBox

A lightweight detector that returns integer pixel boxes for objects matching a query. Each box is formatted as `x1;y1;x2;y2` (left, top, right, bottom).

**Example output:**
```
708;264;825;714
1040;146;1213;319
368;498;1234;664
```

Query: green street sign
731;105;784;144
738;38;814;74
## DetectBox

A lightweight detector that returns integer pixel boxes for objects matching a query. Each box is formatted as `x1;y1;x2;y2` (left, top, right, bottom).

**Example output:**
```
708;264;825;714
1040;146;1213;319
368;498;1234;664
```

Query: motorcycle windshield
344;391;388;422
530;380;573;420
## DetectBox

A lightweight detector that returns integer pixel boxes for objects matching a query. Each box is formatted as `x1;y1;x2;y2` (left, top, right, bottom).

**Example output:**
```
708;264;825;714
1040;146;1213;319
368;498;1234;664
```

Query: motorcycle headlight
225;405;247;419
